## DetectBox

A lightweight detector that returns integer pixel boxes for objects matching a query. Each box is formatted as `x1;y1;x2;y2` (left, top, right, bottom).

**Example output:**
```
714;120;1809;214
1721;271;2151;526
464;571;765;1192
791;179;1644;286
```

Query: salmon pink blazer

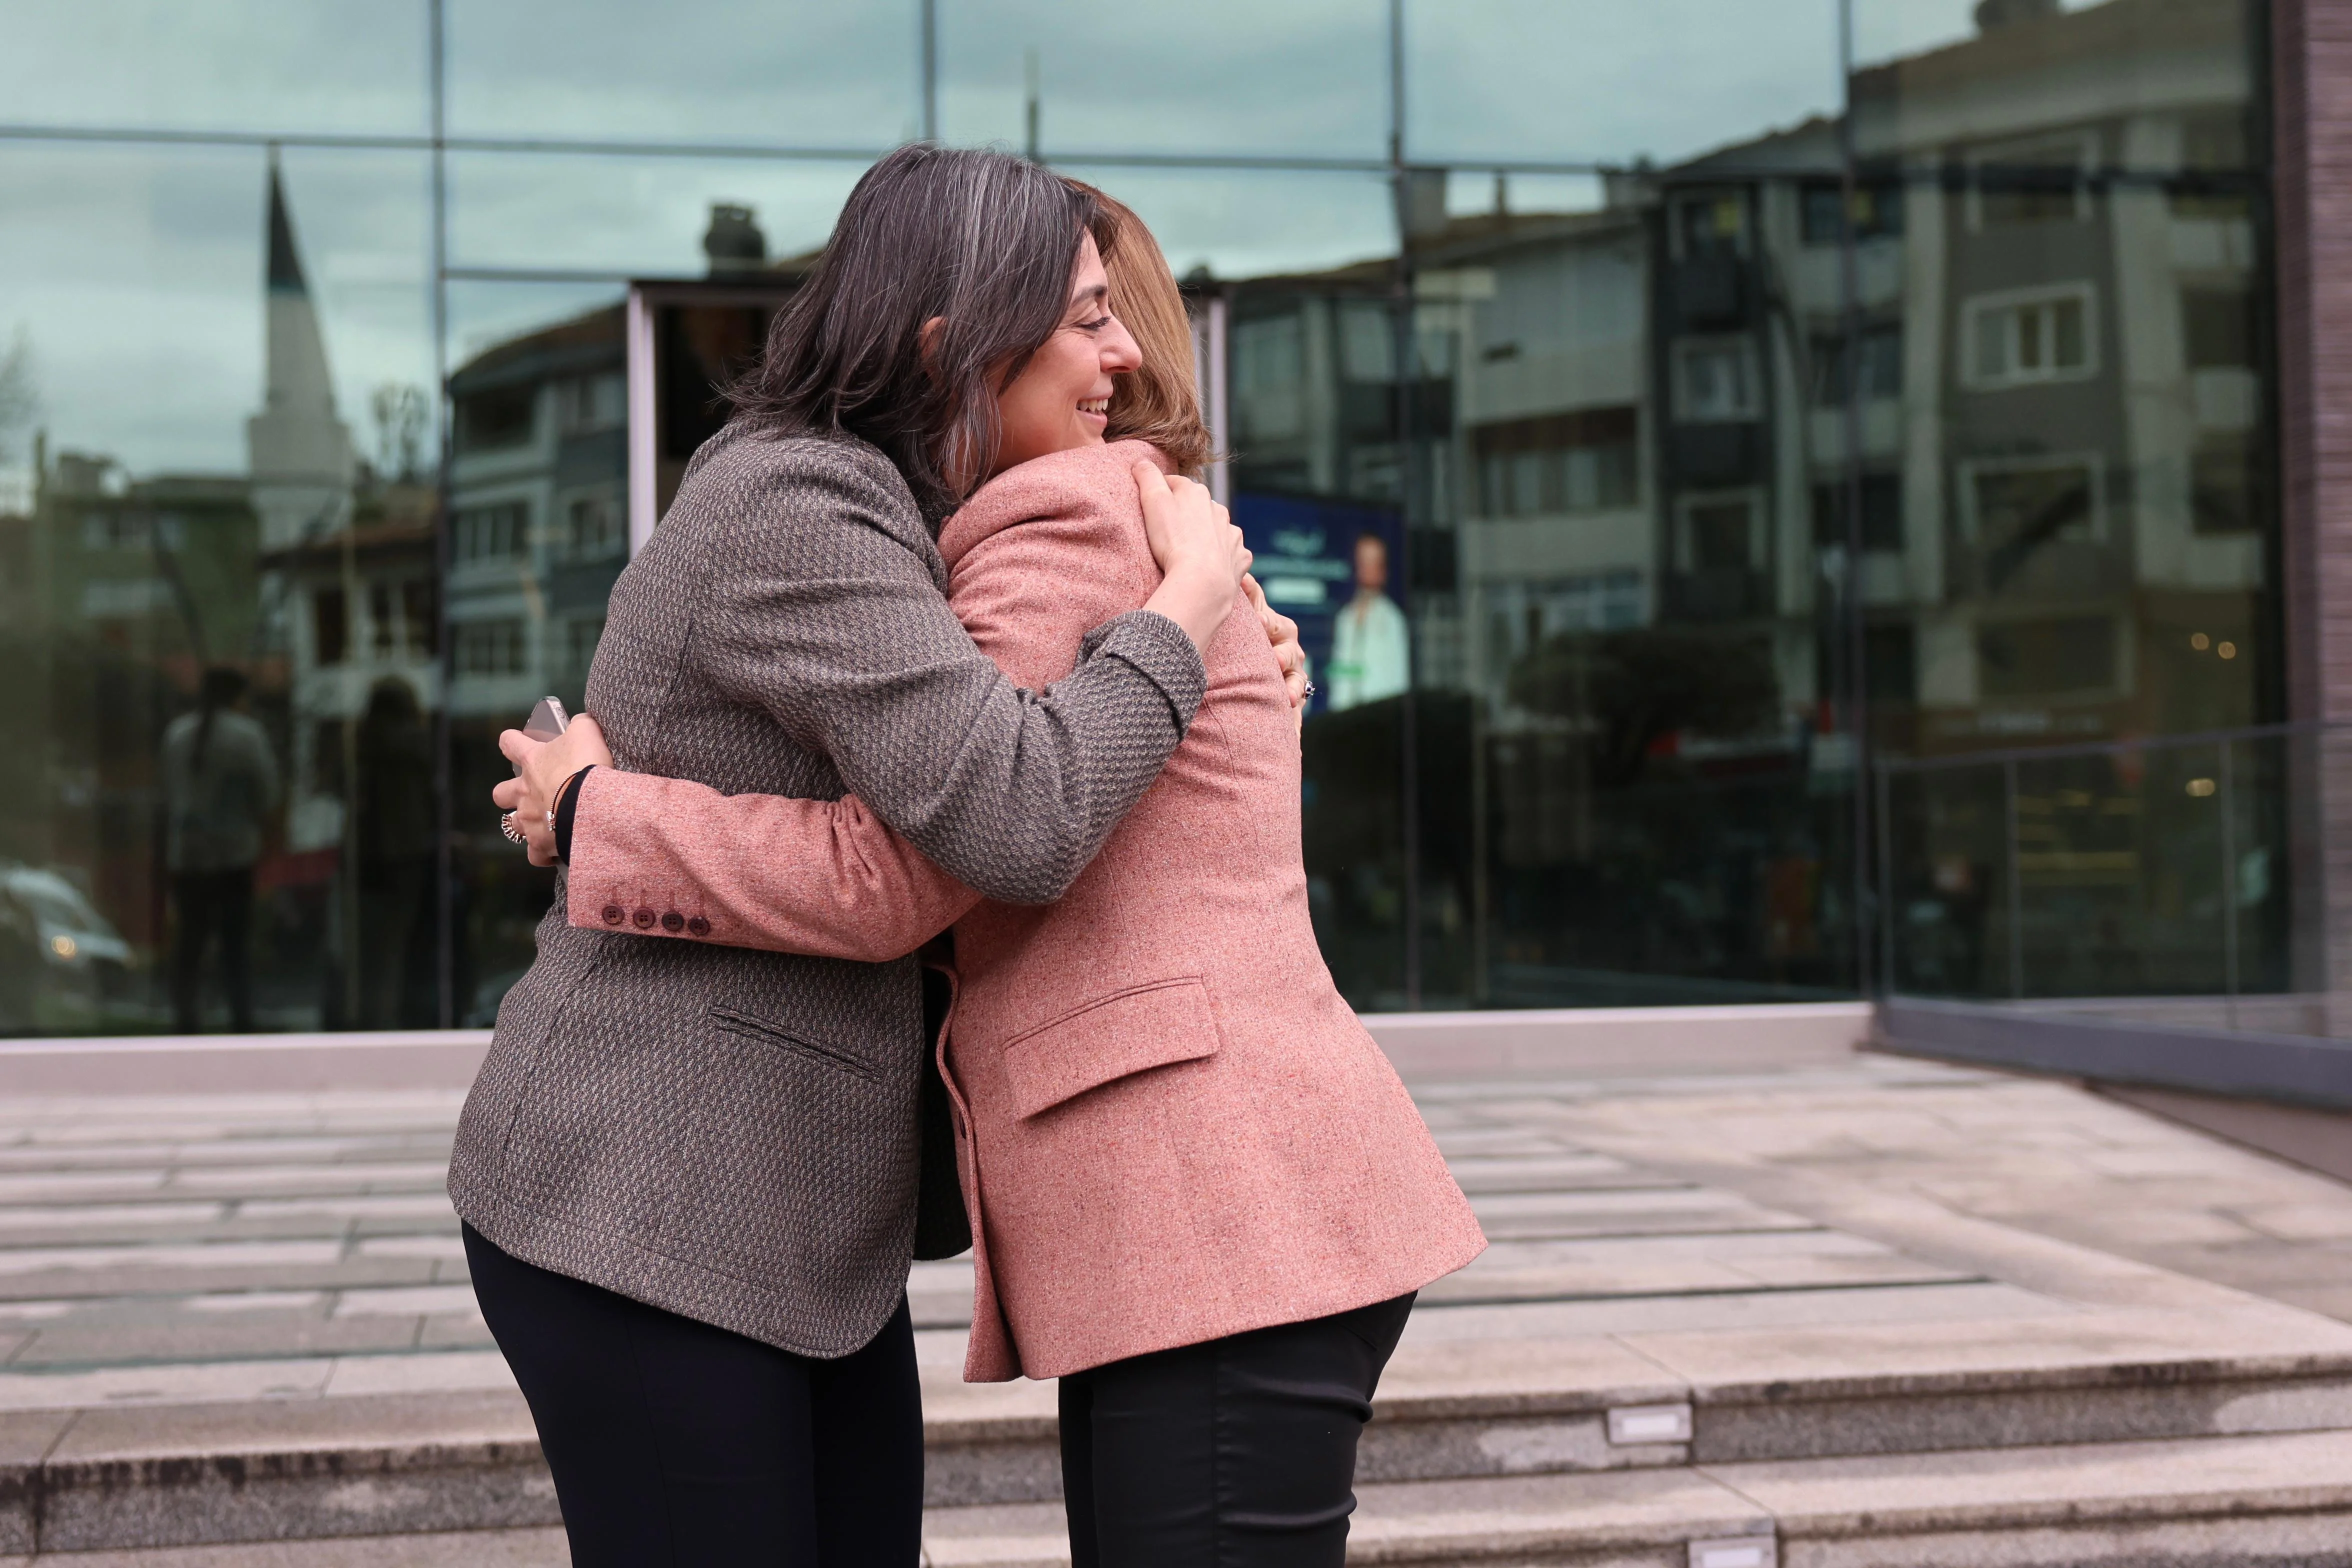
562;440;1486;1381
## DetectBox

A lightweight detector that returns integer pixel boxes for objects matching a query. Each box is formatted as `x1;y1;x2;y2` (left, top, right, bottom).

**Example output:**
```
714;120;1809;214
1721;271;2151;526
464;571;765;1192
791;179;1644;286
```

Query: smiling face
990;232;1142;478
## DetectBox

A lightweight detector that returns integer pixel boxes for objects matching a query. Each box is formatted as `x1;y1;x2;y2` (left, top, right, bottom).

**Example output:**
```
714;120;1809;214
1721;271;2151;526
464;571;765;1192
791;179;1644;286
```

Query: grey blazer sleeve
696;439;1206;905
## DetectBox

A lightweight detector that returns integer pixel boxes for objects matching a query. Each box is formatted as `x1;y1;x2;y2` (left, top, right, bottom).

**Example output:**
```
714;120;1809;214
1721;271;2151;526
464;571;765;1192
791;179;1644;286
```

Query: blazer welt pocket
708;1006;880;1082
999;978;1220;1121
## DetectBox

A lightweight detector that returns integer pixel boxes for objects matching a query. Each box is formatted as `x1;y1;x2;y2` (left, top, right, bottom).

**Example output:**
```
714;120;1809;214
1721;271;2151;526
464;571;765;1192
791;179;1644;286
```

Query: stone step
0;1292;2332;1552
922;1298;2352;1506
923;1429;2352;1567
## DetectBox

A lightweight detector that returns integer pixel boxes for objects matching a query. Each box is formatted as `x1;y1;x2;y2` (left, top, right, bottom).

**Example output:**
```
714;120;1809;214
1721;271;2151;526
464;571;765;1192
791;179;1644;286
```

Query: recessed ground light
2186;777;2217;798
2218;641;2238;659
2191;632;2211;650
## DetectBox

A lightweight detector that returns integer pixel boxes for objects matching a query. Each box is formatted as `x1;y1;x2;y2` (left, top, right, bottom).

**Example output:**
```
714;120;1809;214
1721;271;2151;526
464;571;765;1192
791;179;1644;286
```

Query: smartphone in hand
524;696;570;742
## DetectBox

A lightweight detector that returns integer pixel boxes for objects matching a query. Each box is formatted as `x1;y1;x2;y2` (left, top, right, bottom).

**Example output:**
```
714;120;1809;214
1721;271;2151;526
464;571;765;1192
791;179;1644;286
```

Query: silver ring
500;811;526;844
1303;682;1318;699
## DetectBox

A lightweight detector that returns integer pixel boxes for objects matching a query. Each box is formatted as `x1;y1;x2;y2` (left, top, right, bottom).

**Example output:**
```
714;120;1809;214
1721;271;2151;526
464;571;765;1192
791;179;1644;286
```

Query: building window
1968;132;2096;229
314;586;347;666
2181;284;2255;370
454;384;536;452
1810;322;1902;405
453;618;528;676
2192;432;2260;534
2173;110;2253;220
1674;338;1760;422
1962;285;2096;390
553;372;626;434
564;490;625;560
1962;454;2102;566
1472;408;1638;518
79;512;183;552
1799;182;1904;246
1234;312;1306;444
363;577;437;660
1674;192;1748;258
1812;472;1904;552
455;501;528;563
1678;491;1760;572
402;578;438;655
1978;616;2116;698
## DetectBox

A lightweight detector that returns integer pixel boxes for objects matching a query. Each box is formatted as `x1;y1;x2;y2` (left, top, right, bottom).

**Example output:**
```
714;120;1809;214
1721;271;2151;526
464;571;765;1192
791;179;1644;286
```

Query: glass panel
944;0;1388;160
445;0;916;148
0;0;429;137
446;152;866;277
1408;0;1843;166
440;282;630;1025
1883;764;2012;998
1056;168;1396;283
0;142;434;1032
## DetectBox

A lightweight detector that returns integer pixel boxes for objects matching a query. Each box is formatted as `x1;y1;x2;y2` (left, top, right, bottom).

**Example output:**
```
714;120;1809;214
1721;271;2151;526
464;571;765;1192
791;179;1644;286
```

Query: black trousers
463;1224;924;1566
169;868;253;1034
1058;1292;1415;1568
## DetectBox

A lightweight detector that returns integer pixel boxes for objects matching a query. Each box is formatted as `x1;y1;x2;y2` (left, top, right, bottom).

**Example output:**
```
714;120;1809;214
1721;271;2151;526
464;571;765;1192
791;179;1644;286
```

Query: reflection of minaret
247;158;354;550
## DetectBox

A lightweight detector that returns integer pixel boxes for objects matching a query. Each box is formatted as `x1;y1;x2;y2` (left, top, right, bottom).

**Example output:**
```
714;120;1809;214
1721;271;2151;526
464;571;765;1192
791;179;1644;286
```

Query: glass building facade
0;0;2280;1033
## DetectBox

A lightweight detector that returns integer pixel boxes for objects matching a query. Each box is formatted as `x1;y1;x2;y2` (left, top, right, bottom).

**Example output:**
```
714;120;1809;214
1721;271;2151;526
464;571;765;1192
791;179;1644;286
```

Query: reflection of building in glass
254;167;440;1027
0;0;2326;1043
1222;0;2271;1010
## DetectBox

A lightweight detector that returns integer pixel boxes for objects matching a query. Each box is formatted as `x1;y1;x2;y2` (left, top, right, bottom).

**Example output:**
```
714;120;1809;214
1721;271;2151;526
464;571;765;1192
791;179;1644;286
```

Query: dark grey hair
728;144;1114;519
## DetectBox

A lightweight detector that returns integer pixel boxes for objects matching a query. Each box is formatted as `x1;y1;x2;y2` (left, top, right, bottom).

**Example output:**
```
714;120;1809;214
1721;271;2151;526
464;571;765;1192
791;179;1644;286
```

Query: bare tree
369;382;429;484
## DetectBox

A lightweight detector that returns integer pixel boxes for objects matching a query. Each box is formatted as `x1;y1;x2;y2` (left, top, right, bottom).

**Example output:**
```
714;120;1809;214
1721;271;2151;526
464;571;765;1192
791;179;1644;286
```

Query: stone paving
0;1052;2338;1560
1434;1056;2352;1326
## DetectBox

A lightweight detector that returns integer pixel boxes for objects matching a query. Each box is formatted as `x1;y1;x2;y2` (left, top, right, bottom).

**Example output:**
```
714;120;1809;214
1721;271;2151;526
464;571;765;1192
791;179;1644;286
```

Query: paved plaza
0;1048;2340;1560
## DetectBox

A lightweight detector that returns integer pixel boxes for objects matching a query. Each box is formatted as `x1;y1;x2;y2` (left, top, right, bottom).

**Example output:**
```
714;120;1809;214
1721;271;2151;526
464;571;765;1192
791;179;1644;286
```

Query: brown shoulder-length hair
1067;180;1214;476
726;144;1116;518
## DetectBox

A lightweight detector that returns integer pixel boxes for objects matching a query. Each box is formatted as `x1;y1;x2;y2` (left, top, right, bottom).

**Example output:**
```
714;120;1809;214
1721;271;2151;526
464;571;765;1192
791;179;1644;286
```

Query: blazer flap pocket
1000;978;1220;1120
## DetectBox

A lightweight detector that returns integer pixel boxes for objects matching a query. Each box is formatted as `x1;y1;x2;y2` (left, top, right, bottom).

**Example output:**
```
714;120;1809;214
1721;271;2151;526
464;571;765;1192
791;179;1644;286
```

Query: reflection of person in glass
354;676;436;1028
162;666;280;1033
1326;532;1409;710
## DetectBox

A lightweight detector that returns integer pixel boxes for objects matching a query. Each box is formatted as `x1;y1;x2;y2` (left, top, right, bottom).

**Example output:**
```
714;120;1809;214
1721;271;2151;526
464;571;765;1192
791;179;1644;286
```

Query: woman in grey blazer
452;145;1290;1565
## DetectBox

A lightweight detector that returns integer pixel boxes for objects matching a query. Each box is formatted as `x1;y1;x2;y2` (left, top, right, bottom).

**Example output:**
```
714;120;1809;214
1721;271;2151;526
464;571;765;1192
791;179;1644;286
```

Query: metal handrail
1869;718;2348;1010
1871;717;2352;775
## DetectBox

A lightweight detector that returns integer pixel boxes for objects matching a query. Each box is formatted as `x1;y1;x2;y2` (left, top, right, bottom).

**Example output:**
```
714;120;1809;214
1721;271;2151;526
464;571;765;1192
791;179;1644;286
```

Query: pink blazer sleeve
562;446;1151;962
564;768;980;963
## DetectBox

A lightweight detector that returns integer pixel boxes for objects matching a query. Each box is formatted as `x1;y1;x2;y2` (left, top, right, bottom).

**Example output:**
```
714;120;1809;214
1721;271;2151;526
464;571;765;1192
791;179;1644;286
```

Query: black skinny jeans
1058;1292;1416;1568
463;1224;924;1566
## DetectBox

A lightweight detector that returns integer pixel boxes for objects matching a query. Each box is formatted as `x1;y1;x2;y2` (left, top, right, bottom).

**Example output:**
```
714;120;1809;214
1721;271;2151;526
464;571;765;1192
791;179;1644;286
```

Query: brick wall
2274;0;2352;996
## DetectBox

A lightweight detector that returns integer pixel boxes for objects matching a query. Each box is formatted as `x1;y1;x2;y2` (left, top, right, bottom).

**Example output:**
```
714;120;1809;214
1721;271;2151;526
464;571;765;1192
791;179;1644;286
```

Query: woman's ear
918;316;946;381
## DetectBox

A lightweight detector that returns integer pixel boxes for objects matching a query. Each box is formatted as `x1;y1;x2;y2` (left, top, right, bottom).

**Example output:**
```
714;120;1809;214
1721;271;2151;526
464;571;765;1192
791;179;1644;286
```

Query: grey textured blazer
446;424;1206;1358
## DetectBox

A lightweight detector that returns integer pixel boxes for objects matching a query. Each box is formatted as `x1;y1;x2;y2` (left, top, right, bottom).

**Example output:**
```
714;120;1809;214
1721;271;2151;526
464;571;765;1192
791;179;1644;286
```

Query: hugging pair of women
456;144;1486;1567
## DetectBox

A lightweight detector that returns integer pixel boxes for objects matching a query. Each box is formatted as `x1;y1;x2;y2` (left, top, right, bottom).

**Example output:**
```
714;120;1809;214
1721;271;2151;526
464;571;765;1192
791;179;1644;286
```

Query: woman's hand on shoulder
1136;462;1250;654
1242;574;1308;714
492;714;616;868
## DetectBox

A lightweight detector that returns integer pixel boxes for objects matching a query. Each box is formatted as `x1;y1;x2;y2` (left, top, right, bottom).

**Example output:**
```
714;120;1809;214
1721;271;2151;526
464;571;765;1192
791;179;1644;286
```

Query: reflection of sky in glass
0;144;434;478
446;154;864;277
942;0;1388;160
445;0;916;148
2;0;428;136
1445;170;1604;218
445;280;628;374
1408;0;1842;166
1060;168;1396;280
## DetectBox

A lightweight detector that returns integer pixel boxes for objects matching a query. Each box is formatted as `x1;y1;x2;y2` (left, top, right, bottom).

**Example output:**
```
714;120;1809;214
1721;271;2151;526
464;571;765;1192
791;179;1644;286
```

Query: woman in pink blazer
504;188;1485;1567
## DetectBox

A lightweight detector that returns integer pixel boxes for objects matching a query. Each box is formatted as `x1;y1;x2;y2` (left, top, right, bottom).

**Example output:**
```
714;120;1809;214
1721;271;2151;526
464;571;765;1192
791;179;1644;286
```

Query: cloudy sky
0;0;2124;478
